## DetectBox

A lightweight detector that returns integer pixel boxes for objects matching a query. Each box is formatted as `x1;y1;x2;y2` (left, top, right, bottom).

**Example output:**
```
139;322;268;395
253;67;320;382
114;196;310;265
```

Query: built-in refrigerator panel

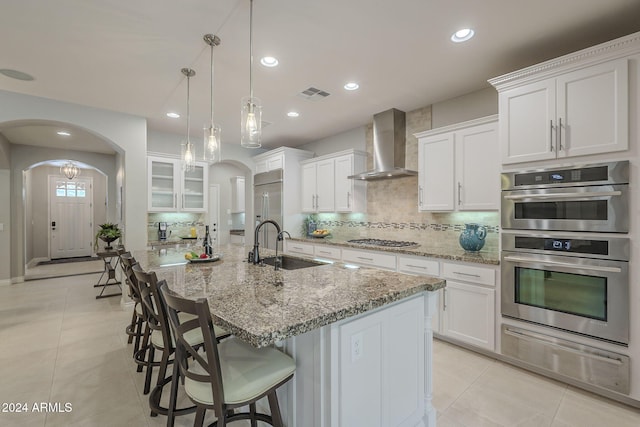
254;169;283;250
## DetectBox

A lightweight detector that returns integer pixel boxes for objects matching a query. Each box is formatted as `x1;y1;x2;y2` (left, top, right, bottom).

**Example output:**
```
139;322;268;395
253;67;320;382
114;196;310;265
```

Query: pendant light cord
186;72;191;142
249;0;254;100
210;43;214;125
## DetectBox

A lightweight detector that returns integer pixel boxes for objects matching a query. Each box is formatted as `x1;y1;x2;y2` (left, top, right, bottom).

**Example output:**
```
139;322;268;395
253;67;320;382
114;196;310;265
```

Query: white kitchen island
135;244;444;427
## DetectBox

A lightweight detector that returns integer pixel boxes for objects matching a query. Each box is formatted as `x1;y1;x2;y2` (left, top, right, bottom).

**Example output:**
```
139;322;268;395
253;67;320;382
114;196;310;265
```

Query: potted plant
95;223;122;251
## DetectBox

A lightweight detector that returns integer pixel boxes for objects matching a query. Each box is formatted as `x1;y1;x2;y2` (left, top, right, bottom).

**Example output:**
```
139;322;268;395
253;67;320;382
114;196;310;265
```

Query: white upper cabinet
492;45;630;164
148;155;208;212
254;152;284;174
301;159;335;213
334;152;366;213
301;149;366;214
416;117;499;212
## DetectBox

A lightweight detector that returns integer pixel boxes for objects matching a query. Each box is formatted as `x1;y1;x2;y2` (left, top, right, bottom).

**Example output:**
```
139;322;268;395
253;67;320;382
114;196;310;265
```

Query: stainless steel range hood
348;108;417;180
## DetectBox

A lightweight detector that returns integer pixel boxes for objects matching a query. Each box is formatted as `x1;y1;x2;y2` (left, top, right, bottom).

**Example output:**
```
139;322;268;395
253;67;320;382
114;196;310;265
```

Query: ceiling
2;0;640;154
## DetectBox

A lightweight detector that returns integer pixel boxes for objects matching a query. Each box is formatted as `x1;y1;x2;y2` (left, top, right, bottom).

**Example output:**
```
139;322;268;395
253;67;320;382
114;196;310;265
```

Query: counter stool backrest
120;253;142;302
131;264;173;351
158;283;225;410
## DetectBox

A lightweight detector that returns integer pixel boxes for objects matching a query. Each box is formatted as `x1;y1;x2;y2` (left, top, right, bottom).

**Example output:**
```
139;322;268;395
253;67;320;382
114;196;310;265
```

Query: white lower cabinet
441;262;496;350
284;241;314;257
341;248;397;271
314;244;341;261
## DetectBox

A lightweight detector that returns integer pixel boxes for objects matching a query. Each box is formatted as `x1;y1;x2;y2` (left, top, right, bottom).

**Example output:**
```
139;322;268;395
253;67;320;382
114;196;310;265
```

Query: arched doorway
23;159;111;279
0;90;148;284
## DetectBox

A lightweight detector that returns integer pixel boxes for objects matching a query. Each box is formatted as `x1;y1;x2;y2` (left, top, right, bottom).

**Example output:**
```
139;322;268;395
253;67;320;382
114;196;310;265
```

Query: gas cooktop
347;238;420;248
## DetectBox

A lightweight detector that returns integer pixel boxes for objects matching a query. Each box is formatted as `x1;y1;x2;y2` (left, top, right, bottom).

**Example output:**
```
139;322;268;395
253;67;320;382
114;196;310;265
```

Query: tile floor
1;267;640;426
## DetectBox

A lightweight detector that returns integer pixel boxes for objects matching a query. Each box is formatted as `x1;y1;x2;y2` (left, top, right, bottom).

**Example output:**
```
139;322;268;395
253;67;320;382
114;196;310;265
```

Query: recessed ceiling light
166;112;180;118
287;111;300;118
260;56;279;67
56;131;71;136
344;82;359;91
451;28;474;43
0;69;35;81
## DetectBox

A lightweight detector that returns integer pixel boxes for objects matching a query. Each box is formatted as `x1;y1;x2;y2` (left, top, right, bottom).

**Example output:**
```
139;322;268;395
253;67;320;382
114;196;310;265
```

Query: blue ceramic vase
459;223;487;252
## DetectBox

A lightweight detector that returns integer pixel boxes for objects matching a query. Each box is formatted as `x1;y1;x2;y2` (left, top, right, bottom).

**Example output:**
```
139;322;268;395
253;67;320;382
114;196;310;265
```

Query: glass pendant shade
60;161;80;180
203;123;221;162
241;96;262;148
181;139;196;172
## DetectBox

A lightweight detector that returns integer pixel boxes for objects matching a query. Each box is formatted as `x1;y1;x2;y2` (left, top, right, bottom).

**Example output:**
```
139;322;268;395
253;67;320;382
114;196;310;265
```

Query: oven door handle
503;191;622;201
503;328;624;366
503;255;622;273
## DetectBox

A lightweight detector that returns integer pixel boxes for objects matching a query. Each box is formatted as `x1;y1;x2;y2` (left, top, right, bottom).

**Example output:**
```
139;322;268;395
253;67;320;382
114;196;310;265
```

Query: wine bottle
203;225;213;257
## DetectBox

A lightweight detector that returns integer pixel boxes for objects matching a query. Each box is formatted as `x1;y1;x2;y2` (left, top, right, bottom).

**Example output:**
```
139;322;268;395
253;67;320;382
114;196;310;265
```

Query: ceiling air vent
297;87;330;101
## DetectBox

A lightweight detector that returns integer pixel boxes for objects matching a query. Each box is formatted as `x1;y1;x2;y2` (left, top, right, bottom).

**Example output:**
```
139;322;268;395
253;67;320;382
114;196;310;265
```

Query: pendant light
203;34;222;163
180;67;197;172
60;161;80;180
241;0;262;148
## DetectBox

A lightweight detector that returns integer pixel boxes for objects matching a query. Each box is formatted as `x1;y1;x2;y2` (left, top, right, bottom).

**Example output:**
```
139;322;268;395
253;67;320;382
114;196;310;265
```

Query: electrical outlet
351;332;363;362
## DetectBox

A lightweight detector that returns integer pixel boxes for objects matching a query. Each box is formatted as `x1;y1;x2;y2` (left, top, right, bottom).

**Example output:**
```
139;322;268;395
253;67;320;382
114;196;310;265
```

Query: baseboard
27;257;48;268
0;276;25;286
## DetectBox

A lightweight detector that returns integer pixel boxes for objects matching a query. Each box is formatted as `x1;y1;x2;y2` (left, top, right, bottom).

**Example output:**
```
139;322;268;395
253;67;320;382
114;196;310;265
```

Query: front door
49;176;94;259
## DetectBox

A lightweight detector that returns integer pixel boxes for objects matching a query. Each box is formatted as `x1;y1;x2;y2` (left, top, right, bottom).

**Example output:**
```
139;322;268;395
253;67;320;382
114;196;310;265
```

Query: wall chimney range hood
348;108;417;180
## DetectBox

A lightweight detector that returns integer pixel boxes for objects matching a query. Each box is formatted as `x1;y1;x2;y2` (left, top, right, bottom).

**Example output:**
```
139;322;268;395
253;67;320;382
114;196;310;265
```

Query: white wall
147;129;263;171
0;134;10;284
431;87;498;129
300;126;366;155
0;89;147;282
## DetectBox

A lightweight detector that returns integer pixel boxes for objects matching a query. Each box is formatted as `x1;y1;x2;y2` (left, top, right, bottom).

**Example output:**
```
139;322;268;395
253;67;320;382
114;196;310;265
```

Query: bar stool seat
184;337;295;406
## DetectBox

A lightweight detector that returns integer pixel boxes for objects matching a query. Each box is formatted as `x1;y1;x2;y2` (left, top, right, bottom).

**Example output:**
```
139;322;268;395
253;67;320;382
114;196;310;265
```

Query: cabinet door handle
357;256;374;262
452;271;481;278
550;120;555;152
311;194;315;209
558;117;563;151
418;186;423;206
347;191;351;208
457;182;462;206
406;264;428;270
442;288;447;311
174;194;177;209
318;250;331;255
292;246;304;251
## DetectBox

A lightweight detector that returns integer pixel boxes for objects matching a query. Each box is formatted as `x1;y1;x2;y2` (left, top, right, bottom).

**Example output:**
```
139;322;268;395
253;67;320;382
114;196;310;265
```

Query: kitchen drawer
342;248;396;271
314;244;341;260
286;241;315;257
442;262;495;287
398;255;440;277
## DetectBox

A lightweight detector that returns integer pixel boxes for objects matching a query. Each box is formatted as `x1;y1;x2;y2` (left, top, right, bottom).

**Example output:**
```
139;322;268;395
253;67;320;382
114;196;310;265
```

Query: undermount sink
261;255;326;270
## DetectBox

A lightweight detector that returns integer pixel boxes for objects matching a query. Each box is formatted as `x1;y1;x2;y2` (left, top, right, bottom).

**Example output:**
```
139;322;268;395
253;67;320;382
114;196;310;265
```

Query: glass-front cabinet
148;156;208;212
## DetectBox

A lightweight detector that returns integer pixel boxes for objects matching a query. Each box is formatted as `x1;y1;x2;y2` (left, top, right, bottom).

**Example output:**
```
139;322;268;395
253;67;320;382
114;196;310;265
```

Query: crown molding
489;31;640;91
414;115;498;139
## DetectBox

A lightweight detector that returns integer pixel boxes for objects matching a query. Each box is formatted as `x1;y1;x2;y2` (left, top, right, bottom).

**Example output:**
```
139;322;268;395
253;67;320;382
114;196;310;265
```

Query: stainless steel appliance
501;231;630;344
501;161;629;233
158;222;168;241
348;108;418;180
347;238;419;248
253;169;283;250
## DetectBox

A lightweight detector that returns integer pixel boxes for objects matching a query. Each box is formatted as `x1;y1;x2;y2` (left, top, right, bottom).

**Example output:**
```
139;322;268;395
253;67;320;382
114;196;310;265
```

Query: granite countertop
291;235;500;265
148;238;199;247
133;244;445;348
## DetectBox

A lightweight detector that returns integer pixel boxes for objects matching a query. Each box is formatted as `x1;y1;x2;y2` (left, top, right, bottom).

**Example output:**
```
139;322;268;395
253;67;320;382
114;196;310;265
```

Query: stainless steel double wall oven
500;161;631;394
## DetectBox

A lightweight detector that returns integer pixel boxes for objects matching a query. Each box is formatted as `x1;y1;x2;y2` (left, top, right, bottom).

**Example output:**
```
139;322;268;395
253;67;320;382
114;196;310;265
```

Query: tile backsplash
147;212;206;242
